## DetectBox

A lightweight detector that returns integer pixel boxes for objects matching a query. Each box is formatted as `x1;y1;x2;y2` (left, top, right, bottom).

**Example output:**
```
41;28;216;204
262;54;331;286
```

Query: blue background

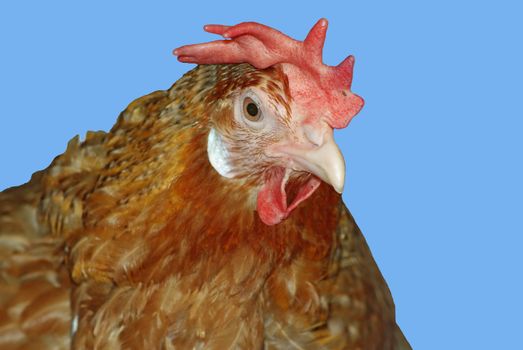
1;1;521;348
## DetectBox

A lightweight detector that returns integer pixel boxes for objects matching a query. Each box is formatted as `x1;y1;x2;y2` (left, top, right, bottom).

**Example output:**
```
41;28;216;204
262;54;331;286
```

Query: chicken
0;19;411;349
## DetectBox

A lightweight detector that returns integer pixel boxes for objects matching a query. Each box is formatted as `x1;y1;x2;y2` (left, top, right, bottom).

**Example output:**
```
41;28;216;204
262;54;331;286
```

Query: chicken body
0;63;410;349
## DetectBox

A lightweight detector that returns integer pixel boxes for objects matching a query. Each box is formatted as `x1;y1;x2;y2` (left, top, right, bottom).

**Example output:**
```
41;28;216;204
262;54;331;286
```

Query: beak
271;127;346;193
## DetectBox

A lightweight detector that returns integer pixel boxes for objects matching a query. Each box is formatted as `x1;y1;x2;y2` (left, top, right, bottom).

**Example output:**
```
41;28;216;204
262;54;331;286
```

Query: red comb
173;19;364;129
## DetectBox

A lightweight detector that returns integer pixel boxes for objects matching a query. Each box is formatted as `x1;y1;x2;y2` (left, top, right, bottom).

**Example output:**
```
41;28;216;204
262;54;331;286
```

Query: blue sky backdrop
1;1;522;348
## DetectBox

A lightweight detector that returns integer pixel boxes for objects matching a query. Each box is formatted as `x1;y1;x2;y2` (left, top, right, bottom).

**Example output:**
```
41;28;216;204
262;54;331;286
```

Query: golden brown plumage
0;21;410;349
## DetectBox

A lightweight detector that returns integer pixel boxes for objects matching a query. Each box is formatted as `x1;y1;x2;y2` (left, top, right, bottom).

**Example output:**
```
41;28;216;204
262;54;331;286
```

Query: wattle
256;167;321;225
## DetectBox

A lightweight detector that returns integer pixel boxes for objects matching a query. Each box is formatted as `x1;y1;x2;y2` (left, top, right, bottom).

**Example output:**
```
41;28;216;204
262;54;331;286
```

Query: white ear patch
207;128;234;178
71;315;78;336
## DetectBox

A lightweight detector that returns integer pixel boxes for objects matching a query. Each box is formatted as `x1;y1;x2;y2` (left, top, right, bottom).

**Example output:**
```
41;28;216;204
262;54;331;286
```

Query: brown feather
0;63;410;349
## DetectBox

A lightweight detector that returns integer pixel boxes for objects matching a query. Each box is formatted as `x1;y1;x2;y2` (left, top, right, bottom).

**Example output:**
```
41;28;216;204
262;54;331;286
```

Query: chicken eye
242;97;262;122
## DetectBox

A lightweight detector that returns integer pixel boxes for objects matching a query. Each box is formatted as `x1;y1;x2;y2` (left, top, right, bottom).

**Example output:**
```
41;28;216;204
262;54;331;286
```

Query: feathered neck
44;65;342;287
64;121;341;287
128;129;342;283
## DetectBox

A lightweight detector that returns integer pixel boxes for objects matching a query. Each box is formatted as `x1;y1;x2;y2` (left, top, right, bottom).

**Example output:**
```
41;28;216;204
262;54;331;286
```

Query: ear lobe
207;128;234;178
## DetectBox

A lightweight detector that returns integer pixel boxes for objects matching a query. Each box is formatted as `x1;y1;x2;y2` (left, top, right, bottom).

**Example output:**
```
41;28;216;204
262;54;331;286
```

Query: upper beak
270;127;346;193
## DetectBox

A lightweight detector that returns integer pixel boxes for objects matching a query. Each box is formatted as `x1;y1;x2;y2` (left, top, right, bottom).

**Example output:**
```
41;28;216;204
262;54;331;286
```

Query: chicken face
175;19;364;225
206;64;347;225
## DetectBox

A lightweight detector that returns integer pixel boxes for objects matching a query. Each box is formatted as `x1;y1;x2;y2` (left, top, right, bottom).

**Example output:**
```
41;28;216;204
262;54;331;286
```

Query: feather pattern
0;62;410;349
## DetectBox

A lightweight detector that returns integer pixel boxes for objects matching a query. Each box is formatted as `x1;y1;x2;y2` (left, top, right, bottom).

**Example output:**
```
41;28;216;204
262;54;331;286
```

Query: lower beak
271;129;346;193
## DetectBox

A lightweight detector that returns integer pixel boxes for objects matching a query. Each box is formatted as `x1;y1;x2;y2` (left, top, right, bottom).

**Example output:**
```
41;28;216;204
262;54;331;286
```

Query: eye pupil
242;97;262;123
246;103;258;117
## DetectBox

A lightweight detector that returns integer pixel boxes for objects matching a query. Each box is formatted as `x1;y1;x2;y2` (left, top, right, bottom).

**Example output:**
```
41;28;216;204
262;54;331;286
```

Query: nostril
303;122;330;147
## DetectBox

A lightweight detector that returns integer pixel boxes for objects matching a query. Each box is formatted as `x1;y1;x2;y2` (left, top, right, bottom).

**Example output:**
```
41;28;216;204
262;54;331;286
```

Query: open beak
270;128;346;193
